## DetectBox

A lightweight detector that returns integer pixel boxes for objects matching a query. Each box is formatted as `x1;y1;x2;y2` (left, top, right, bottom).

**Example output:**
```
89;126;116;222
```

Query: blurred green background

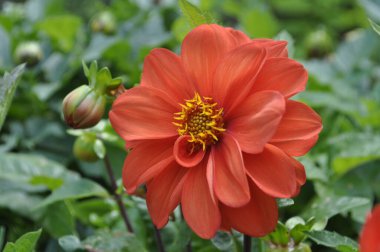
1;0;380;251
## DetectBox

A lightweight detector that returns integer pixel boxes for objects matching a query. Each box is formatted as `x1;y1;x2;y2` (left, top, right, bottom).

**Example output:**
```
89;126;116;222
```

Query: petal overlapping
270;100;322;156
221;182;278;237
109;86;178;142
141;48;194;102
225;27;251;46
251;39;288;58
173;135;206;167
252;58;308;98
227;91;285;154
182;158;221;239
146;162;188;228
244;144;298;198
181;24;237;96
122;137;176;193
212;42;267;113
211;134;250;207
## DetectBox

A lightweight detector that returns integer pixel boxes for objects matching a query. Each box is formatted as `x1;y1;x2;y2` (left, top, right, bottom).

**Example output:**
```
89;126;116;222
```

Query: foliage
1;0;380;251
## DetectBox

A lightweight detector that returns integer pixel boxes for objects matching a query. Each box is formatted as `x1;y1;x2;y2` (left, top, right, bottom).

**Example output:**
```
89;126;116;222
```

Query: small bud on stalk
62;85;106;129
73;133;99;162
14;41;43;66
91;11;117;35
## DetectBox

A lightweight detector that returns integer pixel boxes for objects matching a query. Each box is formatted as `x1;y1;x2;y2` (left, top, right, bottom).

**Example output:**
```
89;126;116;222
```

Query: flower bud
62;85;106;129
91;11;117;35
14;41;43;66
73;134;99;162
305;28;333;57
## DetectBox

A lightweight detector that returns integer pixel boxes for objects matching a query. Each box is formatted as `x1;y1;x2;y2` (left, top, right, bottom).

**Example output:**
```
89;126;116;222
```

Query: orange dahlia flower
110;24;322;239
360;205;380;252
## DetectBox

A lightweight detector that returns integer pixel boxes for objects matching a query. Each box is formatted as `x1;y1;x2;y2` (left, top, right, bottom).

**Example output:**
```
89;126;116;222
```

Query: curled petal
146;162;188;228
252;58;308;98
173;135;206;168
182;159;221;239
270;100;322;156
227;91;285;154
122;138;176;193
221;182;278;237
244;144;298;198
212;134;250;207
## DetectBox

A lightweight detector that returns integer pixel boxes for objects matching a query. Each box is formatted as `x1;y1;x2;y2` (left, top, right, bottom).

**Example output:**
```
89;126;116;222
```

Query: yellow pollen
173;93;225;152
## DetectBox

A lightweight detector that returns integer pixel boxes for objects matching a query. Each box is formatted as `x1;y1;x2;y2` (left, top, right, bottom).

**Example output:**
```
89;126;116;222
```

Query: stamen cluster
173;93;225;151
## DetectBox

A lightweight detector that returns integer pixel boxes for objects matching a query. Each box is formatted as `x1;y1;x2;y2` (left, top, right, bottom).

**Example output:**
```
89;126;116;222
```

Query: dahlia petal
270;100;322;156
360;205;380;252
213;42;267;113
227;91;285;154
212;134;250;207
173;135;206;168
141;48;194;102
221;182;278;237
225;27;251;46
251;39;288;57
291;157;306;197
146;162;188;228
252;58;308;98
182;160;221;239
109;86;178;142
244;144;297;198
122;138;176;193
181;24;237;96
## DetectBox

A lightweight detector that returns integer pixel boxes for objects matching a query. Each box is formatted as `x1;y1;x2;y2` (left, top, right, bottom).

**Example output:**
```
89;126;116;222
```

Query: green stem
103;154;134;233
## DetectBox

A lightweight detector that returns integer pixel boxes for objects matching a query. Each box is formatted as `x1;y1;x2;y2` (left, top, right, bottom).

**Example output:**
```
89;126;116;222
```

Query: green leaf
307;230;358;252
268;222;289;246
82;60;90;78
89;60;98;87
0;226;5;249
302;196;370;229
36;15;82;52
94;139;106;159
95;67;112;92
3;229;42;252
0;64;25;131
241;9;279;38
0;153;79;184
277;198;294;208
82;230;147;252
37;179;108;208
42;201;75;238
179;0;212;28
59;235;82;251
369;19;380;36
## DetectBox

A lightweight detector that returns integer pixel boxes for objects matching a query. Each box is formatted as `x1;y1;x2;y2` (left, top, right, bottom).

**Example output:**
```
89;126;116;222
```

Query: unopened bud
62;85;106;129
14;41;43;66
91;11;116;35
73;134;99;162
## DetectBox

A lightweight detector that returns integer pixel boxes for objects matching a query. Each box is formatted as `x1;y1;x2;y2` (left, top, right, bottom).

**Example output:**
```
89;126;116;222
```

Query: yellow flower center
173;93;225;152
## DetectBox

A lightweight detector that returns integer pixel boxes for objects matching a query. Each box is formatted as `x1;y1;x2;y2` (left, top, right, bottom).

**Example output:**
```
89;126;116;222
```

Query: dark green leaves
3;229;42;252
369;19;380;36
0;64;25;131
178;0;213;28
307;230;358;252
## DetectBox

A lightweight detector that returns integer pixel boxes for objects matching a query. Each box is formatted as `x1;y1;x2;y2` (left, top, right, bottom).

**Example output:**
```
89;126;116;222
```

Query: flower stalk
103;154;134;233
244;235;251;252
